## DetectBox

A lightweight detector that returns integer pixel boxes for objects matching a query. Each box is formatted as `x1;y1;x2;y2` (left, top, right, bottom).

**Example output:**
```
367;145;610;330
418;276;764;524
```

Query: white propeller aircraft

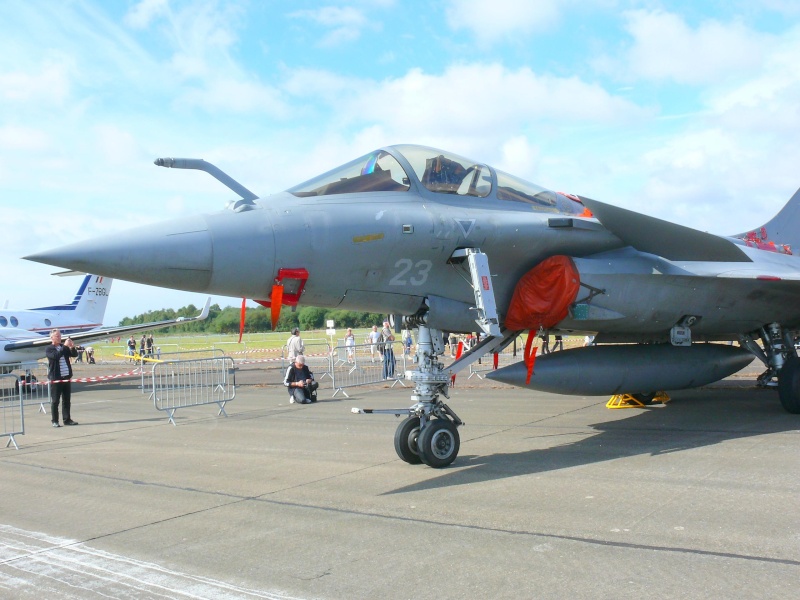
1;273;210;372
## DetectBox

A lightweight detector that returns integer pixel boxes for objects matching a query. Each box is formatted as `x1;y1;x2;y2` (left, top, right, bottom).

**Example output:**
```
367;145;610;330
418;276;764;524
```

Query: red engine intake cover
505;255;580;331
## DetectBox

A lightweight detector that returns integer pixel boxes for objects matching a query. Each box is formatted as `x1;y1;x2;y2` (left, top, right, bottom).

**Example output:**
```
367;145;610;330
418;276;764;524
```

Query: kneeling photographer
283;354;318;404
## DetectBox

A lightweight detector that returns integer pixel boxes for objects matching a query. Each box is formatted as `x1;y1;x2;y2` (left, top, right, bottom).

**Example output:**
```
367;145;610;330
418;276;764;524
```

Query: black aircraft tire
632;393;656;405
417;419;460;468
778;354;800;414
394;416;422;464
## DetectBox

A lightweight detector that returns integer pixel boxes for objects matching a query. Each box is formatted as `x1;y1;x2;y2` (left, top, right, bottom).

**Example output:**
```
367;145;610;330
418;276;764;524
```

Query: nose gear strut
351;248;518;467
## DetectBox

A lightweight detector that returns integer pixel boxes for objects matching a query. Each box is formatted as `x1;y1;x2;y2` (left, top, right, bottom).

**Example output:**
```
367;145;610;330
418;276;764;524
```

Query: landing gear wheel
778;354;800;414
394;416;422;464
417;418;460;468
632;393;656;405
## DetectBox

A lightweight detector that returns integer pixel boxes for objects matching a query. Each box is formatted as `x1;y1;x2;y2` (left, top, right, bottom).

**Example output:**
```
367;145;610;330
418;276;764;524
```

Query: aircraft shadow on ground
386;384;798;494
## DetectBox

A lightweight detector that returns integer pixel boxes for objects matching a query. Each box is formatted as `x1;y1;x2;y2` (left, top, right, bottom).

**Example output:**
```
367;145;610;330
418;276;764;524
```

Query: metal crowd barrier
332;338;351;367
152;357;236;425
1;373;25;449
330;341;407;397
6;361;50;414
141;348;227;394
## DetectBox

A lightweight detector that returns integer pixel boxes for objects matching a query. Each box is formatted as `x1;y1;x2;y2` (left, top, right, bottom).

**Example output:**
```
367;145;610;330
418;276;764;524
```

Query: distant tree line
119;304;387;334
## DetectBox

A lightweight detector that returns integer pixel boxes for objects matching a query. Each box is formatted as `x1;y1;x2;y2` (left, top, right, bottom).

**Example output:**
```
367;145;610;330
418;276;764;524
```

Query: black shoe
64;420;79;426
52;422;60;428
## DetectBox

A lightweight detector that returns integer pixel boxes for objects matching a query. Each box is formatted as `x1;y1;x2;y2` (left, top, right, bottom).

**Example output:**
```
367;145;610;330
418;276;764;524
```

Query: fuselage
0;316;102;365
24;145;800;342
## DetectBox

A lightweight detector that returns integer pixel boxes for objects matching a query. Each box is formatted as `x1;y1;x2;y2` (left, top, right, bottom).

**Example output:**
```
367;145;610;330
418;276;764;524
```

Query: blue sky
2;0;800;324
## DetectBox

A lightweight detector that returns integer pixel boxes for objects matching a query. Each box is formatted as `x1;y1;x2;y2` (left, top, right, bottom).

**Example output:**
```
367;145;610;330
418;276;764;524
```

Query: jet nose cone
25;215;213;292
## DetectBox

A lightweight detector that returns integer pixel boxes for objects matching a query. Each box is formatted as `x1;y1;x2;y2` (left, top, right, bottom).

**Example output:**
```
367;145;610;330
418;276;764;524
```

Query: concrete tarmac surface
1;366;799;599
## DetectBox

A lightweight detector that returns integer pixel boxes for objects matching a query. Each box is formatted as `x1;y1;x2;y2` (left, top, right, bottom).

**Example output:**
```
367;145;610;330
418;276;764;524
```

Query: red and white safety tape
237;351;329;366
22;369;142;386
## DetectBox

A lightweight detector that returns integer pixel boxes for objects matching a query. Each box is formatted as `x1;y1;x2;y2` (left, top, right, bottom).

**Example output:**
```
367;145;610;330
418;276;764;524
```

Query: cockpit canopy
397;145;491;197
288;150;410;197
287;144;588;216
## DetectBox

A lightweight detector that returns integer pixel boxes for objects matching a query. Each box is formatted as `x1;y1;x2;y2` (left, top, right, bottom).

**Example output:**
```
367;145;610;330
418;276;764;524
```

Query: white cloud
705;26;800;117
498;136;541;177
0;61;72;105
0;125;51;152
283;67;362;100
288;6;369;46
344;63;649;142
290;6;367;28
124;0;170;29
761;0;800;15
614;10;772;84
164;3;241;61
92;125;142;166
176;76;290;115
445;0;562;44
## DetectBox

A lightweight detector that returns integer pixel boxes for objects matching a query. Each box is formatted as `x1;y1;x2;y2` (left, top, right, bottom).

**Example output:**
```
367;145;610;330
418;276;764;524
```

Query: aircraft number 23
390;259;432;286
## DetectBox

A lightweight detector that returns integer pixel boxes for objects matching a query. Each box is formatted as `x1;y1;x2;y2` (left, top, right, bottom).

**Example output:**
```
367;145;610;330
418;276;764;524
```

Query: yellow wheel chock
113;353;163;363
606;392;670;409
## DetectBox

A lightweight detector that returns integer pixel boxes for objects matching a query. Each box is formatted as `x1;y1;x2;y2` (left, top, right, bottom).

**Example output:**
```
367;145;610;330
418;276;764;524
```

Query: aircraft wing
578;196;752;262
3;298;211;352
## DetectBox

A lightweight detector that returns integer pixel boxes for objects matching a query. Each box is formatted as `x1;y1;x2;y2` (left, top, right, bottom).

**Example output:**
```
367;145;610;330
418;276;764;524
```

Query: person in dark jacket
283;355;317;404
45;329;79;427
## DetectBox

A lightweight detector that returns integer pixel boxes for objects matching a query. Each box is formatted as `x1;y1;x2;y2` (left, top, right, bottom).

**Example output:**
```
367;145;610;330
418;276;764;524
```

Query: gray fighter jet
25;144;800;467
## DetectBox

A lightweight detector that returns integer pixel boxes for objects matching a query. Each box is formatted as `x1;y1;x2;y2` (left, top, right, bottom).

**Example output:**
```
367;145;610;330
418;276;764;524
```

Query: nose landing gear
352;247;508;467
353;320;517;468
393;394;464;468
393;324;464;467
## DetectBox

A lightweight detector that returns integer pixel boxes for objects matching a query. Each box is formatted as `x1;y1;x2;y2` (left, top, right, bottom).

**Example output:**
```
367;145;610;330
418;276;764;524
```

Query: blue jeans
382;348;395;378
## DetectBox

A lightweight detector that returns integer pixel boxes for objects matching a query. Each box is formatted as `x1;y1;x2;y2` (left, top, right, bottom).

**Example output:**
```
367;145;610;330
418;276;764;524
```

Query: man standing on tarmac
127;335;136;362
45;328;79;427
381;321;396;380
286;328;305;361
368;325;382;362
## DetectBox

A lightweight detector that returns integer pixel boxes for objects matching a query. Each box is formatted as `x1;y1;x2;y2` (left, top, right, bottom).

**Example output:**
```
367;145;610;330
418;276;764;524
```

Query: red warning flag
270;284;284;331
523;330;538;384
238;298;247;343
451;340;466;387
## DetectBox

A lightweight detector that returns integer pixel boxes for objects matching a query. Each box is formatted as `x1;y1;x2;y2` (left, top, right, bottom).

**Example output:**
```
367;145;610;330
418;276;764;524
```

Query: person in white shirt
286;328;305;361
368;325;382;362
344;328;356;362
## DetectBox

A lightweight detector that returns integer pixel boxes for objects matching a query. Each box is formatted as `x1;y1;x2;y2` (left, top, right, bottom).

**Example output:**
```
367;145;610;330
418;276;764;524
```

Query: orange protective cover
505;255;580;330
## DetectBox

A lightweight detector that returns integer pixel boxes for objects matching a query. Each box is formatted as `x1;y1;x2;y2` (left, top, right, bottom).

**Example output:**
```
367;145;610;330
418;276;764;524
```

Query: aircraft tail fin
32;274;114;326
735;187;800;253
